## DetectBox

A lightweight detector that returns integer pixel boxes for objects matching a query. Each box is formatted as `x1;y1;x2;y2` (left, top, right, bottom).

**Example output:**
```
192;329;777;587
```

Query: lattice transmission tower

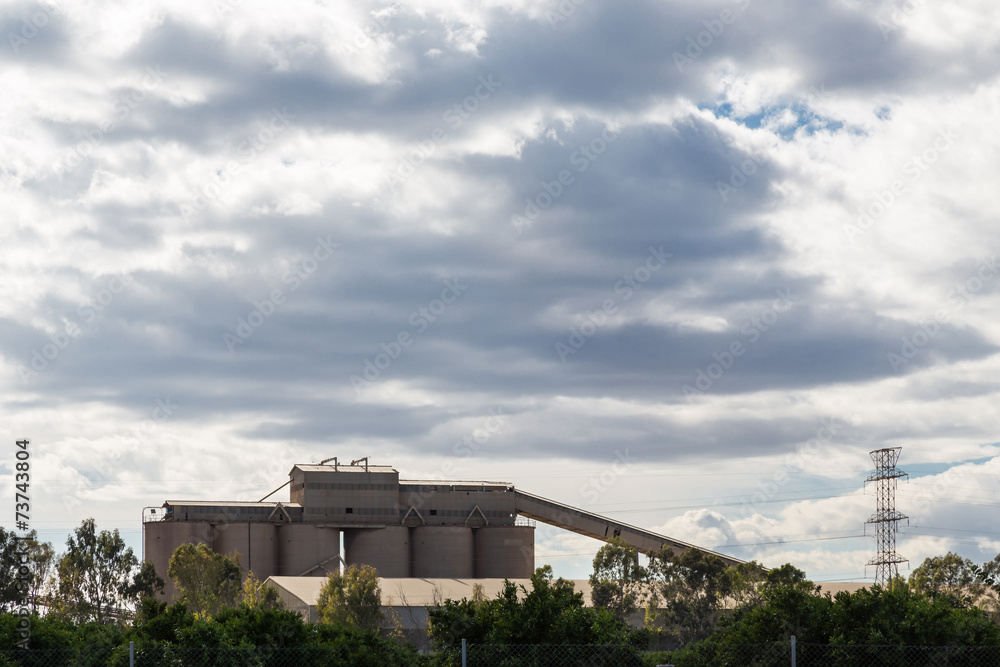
865;447;908;586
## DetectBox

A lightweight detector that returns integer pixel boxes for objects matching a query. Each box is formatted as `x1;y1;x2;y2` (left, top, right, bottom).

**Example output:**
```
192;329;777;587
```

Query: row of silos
343;525;534;579
146;521;533;601
145;521;343;599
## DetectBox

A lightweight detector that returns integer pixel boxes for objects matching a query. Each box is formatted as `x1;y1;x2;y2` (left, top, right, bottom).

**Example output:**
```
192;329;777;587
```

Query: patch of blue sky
700;100;845;139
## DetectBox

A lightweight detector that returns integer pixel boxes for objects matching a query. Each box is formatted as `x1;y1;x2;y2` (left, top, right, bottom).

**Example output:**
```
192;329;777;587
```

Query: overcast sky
2;0;999;584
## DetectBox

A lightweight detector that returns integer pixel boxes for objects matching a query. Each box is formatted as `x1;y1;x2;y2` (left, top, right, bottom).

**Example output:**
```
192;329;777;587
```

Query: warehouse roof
267;576;545;607
266;576;867;610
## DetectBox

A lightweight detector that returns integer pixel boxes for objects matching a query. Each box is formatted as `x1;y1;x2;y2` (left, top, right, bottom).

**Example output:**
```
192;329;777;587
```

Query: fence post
462;638;467;667
790;635;796;667
130;641;135;667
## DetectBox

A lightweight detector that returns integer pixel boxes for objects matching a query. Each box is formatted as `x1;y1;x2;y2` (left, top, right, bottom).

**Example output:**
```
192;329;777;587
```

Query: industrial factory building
143;459;743;600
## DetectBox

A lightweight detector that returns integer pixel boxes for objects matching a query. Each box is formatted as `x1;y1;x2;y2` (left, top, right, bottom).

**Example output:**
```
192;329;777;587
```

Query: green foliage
20;532;57;607
1;601;425;665
55;519;139;624
167;543;242;618
909;551;982;596
589;536;648;623
645;548;770;643
0;529;57;613
428;565;642;649
125;561;165;607
317;564;383;633
913;551;1000;623
688;581;1000;648
0;527;26;612
971;560;1000;591
241;570;284;611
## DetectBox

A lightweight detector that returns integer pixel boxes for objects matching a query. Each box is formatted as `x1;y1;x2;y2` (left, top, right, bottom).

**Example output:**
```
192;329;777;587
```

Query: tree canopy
589;536;647;623
317;564;383;633
54;518;142;623
428;565;642;649
167;543;242;618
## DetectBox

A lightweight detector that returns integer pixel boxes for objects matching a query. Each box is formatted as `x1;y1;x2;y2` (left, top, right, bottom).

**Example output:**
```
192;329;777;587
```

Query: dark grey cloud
4;0;1000;581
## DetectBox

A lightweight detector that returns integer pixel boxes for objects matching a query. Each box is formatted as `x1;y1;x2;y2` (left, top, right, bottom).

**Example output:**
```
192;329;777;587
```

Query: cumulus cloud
1;0;998;582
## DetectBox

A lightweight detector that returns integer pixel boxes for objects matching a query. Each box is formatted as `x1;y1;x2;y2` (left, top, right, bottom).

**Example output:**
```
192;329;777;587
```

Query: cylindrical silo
213;522;248;563
277;524;341;576
144;521;213;601
213;523;277;579
411;526;474;579
474;526;535;579
247;523;277;579
344;526;410;577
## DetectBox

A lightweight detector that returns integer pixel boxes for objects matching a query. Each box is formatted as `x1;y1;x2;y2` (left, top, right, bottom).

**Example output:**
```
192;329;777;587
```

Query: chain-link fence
0;646;417;667
3;642;1000;666
798;643;1000;666
447;641;1000;667
462;643;646;666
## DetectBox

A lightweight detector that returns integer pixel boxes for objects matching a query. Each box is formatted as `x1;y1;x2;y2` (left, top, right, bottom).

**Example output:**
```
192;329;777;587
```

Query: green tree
241;570;284;610
909;551;982;596
663;577;1000;667
124;561;164;608
429;565;640;649
589;536;648;623
318;564;383;632
968;553;1000;622
18;532;57;610
0;528;33;611
645;547;735;643
55;518;139;623
167;542;242;617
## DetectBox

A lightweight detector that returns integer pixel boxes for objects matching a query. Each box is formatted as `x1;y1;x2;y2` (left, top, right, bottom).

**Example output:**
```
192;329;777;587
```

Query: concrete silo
474;525;535;579
411;526;474;578
214;522;277;580
344;526;410;577
144;520;214;600
277;524;340;576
